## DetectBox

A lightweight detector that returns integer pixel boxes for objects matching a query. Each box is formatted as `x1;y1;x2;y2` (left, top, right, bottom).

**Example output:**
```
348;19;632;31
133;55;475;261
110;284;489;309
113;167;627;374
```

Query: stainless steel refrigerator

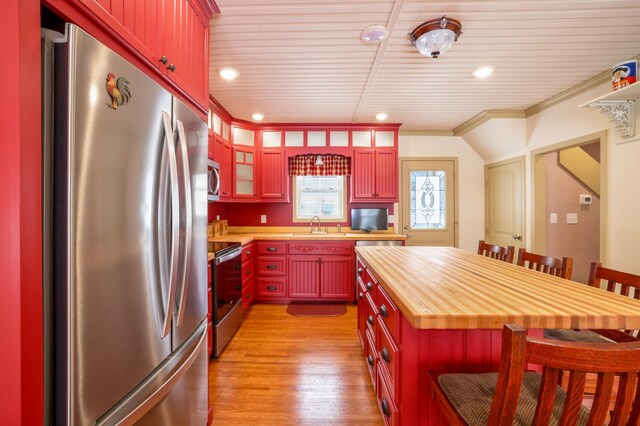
42;24;208;425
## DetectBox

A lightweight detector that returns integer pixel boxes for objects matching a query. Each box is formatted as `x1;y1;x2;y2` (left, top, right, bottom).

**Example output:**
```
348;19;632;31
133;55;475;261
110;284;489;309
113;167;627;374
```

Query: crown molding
399;129;455;137
525;52;640;117
452;110;526;136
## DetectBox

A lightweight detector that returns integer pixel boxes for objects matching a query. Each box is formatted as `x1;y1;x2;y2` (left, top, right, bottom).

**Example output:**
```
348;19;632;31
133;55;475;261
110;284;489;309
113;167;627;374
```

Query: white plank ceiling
209;0;640;131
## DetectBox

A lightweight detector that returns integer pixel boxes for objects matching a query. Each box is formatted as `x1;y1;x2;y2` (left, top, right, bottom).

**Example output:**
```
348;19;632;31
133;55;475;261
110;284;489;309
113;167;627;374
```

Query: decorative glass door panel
401;160;455;246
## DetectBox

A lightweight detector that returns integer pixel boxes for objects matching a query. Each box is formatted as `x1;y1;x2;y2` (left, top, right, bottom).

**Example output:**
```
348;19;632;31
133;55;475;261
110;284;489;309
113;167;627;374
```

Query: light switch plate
566;213;578;224
260;214;267;224
550;213;557;224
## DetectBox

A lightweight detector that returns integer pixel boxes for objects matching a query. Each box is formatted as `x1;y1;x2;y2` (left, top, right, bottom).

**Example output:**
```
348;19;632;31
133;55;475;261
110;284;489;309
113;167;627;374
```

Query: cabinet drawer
256;278;287;298
242;259;254;284
377;317;399;401
257;256;287;275
365;292;378;339
376;285;399;342
242;283;254;312
256;241;288;255
289;241;353;256
356;257;367;280
242;243;255;263
376;367;399;426
365;328;377;391
364;269;378;293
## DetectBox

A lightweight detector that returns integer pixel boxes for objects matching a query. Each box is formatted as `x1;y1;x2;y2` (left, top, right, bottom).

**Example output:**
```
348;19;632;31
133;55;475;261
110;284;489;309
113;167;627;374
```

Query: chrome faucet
337;224;342;234
310;215;321;233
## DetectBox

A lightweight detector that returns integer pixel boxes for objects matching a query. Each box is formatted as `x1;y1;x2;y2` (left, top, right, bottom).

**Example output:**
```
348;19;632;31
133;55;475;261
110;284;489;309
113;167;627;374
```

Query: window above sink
293;175;346;222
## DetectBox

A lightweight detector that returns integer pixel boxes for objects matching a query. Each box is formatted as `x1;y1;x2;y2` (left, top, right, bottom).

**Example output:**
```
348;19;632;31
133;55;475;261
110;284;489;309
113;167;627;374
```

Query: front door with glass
400;159;456;246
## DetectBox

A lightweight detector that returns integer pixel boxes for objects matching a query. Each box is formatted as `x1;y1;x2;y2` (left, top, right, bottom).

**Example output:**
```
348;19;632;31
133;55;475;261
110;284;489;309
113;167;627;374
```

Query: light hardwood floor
208;304;383;425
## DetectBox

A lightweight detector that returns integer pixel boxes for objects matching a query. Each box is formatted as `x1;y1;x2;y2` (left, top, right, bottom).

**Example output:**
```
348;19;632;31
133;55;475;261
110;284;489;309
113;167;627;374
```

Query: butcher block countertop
356;246;640;330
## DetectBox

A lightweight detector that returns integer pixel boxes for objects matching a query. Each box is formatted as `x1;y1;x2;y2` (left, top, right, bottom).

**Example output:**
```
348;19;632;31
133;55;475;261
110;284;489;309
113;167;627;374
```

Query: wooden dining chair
477;240;515;264
428;324;640;426
516;248;573;279
545;262;640;344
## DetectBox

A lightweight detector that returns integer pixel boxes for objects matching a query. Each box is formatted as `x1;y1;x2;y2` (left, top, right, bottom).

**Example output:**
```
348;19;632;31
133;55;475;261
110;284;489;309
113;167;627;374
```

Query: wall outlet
260;214;267;224
580;194;593;205
566;213;578;224
216;215;220;220
550;213;557;224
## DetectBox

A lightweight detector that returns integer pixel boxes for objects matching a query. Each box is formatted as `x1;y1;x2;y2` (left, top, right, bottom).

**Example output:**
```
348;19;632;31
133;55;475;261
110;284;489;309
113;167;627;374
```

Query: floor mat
286;303;347;317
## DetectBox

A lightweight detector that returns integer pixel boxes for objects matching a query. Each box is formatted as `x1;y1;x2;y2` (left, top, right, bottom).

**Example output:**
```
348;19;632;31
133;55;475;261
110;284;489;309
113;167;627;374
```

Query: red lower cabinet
376;367;399;426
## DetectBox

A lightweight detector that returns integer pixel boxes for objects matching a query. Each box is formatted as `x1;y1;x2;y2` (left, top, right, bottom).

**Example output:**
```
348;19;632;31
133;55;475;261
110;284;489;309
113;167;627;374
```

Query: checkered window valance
288;154;351;176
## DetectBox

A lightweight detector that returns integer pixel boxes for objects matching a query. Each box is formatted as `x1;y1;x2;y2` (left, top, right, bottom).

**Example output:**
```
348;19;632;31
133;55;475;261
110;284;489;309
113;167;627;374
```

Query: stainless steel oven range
210;241;243;357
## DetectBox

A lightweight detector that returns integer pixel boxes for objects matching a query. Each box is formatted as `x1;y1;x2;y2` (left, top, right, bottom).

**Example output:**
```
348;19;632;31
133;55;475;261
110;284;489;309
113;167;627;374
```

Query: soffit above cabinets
209;0;640;131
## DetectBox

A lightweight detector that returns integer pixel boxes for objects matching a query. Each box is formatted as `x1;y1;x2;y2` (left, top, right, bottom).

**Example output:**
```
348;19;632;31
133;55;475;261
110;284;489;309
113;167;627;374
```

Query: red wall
1;0;43;424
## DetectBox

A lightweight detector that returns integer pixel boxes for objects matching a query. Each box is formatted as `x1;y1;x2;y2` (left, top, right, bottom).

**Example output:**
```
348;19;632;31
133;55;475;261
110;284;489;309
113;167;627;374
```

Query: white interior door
485;158;524;249
400;159;456;246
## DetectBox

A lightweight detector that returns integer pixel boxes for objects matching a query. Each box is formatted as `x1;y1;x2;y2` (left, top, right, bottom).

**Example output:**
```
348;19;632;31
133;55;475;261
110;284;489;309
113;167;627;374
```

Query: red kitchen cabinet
255;242;289;302
158;0;210;107
213;135;232;199
58;0;215;110
351;148;397;203
259;149;288;202
289;256;321;299
320;256;354;300
288;242;355;301
232;147;257;199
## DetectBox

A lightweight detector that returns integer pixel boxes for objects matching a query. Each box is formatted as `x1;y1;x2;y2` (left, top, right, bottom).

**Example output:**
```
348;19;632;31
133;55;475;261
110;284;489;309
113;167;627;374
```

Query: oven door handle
215;247;243;265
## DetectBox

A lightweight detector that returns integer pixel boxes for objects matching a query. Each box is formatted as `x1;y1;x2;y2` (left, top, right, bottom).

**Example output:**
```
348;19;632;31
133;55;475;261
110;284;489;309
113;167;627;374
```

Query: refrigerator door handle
174;119;192;326
159;111;180;338
95;321;207;426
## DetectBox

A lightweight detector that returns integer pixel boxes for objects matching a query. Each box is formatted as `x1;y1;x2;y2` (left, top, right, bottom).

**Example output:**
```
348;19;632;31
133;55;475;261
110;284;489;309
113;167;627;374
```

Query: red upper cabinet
351;148;398;203
232;147;257;199
65;0;215;110
260;150;289;202
158;0;210;107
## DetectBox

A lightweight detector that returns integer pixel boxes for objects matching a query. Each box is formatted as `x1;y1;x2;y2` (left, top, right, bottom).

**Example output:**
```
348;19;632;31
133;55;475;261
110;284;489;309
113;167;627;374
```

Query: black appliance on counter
210;241;243;357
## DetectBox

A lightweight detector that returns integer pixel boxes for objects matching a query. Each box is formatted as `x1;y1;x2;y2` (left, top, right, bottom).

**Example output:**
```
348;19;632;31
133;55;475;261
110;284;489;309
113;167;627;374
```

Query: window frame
292;175;348;223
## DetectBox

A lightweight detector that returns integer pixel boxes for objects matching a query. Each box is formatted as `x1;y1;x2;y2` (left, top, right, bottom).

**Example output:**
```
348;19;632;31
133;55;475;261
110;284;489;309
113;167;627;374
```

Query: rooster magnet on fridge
105;73;132;110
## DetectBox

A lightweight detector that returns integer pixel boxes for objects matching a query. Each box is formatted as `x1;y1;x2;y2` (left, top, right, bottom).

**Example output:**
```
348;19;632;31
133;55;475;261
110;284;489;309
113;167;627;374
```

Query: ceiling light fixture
315;155;324;166
376;113;389;121
408;16;462;58
219;67;239;80
472;65;495;78
251;113;264;121
361;25;389;43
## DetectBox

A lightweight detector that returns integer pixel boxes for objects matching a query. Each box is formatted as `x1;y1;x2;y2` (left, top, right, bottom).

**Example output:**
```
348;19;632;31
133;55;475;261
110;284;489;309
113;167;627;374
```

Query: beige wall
398;135;485;252
525;81;640;275
543;152;600;283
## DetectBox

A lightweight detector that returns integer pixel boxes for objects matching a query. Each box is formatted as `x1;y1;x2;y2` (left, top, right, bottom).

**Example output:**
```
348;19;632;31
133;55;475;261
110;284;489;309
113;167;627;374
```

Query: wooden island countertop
356;246;640;330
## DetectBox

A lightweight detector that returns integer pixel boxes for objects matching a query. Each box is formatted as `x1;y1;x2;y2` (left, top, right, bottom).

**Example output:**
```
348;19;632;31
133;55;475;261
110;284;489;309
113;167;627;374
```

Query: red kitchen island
355;246;640;426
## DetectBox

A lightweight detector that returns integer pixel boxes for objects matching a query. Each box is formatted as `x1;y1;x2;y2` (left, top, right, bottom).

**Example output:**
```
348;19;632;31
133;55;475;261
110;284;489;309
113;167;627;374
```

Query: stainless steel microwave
207;159;220;201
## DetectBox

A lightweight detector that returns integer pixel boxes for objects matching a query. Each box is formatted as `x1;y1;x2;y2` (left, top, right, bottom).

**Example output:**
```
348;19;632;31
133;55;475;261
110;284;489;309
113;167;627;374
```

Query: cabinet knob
381;398;391;417
380;304;388;318
266;247;277;252
159;56;168;64
366;282;373;291
358;292;364;299
266;285;278;291
381;347;390;364
367;354;374;366
246;251;251;256
367;315;374;326
266;265;278;270
168;63;176;72
235;285;241;291
245;269;251;275
222;192;228;195
245;293;251;299
357;267;363;275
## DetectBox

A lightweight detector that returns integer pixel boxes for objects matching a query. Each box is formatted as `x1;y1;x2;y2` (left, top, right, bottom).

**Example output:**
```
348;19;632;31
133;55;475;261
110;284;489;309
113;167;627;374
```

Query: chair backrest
477;240;515;263
488;324;640;426
516;248;573;279
589;262;640;336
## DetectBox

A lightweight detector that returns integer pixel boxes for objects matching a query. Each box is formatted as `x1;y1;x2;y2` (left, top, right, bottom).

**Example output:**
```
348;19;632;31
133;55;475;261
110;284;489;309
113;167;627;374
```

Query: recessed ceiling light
472;65;495;78
361;25;389;43
376;113;388;121
251;113;264;121
219;67;239;80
